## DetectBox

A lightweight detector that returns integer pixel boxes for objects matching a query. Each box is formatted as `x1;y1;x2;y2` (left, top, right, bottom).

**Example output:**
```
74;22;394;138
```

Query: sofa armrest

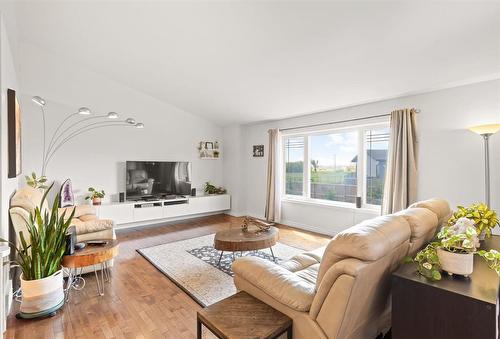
232;257;316;312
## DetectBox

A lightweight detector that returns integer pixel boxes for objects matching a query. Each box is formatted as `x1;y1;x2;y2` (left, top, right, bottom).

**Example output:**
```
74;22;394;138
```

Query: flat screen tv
126;161;192;200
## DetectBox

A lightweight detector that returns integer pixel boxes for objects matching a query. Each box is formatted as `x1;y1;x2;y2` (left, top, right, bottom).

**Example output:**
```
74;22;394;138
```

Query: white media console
95;194;231;228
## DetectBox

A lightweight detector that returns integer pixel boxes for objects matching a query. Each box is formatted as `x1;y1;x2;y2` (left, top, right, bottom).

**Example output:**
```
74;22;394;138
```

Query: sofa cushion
59;205;96;219
71;219;114;235
10;187;49;214
396;207;438;255
317;215;411;286
295;263;319;285
280;253;319;272
303;245;326;262
409;198;451;226
233;257;316;312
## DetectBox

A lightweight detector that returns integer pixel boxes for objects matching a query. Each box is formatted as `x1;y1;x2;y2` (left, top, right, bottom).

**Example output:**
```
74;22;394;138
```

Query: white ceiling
8;1;500;125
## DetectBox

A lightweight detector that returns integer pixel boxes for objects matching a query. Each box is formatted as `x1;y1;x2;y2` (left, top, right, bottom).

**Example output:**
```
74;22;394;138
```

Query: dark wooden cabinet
392;236;500;339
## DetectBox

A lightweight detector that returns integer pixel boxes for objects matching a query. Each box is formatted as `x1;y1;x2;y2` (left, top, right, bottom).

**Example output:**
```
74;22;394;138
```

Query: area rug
137;234;304;306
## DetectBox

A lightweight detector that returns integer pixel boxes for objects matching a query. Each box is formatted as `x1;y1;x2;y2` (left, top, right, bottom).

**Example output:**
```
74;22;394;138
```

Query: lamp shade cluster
32;95;144;175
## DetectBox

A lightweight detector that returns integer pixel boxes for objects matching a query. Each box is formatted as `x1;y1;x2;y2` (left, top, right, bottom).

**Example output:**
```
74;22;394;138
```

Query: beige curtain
382;109;418;214
265;129;282;222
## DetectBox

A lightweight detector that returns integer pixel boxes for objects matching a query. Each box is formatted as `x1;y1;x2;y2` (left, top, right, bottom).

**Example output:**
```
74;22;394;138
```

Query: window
282;122;390;208
284;137;304;196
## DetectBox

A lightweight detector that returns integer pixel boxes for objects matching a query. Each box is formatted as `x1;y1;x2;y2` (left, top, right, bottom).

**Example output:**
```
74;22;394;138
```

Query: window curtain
382;109;418;214
265;129;282;222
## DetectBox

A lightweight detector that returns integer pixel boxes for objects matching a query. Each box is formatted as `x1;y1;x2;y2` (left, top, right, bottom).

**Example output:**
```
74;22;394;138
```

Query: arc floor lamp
468;123;500;207
32;96;144;176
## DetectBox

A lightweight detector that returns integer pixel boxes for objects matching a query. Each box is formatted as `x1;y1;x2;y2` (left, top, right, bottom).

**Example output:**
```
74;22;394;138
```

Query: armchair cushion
59;205;96;219
233;257;316;312
70;218;114;235
280;253;319;272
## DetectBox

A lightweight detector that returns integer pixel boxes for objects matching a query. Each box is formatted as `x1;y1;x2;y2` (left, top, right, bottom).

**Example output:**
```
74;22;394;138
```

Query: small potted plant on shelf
85;187;105;205
204;182;227;195
1;183;75;318
447;203;499;240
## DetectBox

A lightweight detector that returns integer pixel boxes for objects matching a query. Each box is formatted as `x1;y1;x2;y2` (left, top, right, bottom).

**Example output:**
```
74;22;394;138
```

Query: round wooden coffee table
62;239;119;298
214;227;279;265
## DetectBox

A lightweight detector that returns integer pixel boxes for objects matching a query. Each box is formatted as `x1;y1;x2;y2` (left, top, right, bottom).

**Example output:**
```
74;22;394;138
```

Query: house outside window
282;122;390;209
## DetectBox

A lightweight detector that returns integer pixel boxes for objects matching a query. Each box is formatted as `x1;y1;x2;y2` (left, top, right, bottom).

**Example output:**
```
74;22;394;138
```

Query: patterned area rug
137;233;304;306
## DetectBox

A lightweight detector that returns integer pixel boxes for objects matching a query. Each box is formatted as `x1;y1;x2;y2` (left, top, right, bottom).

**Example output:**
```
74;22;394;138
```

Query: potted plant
24;172;48;190
204;182;227;195
2;183;75;318
406;215;500;281
85;187;105;205
436;217;479;277
448;203;499;240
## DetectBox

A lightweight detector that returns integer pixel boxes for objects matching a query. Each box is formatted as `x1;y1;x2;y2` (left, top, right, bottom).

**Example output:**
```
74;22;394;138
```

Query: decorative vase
478;231;486;241
92;197;101;205
437;248;474;277
18;269;64;319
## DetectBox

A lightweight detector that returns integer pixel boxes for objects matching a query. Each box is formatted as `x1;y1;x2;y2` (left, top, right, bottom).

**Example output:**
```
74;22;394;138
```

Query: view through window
283;123;390;207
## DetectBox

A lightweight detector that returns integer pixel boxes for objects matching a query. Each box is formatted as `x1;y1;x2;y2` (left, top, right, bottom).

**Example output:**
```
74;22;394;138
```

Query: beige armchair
233;199;451;339
9;186;116;248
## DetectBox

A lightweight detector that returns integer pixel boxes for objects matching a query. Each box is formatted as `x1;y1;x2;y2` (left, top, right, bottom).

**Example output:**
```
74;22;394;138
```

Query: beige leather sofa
233;199;451;339
9;186;116;248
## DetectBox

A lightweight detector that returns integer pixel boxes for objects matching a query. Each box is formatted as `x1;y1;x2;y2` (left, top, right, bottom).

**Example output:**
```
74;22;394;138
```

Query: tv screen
126;161;192;199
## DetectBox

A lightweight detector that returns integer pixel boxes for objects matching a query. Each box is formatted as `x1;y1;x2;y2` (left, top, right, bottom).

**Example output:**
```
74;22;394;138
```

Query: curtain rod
279;110;419;132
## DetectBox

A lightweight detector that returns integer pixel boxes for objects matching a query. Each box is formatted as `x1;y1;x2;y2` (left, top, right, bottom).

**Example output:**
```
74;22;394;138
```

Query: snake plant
2;183;75;280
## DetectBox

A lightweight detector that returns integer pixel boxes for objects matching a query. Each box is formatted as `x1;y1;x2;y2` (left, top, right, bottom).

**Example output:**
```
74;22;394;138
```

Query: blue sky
286;128;389;169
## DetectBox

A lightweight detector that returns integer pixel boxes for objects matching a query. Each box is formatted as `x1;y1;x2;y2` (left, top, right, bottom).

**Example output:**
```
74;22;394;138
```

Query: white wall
17;42;224;203
0;14;19;240
224;79;500;235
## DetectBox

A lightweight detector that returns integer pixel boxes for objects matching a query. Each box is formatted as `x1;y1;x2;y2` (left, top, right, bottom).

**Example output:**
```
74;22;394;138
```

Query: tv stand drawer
133;204;163;221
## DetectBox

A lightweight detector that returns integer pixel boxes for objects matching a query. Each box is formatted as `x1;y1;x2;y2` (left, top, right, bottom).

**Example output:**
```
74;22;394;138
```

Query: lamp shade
32;96;46;107
468;124;500;135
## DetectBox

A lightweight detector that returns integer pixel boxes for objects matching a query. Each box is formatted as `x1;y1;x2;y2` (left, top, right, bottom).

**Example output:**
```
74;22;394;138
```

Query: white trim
282;196;380;214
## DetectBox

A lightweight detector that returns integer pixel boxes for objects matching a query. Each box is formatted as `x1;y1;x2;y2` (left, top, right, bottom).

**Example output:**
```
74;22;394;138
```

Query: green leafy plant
204;182;226;195
448;203;499;238
1;183;75;280
477;249;500;275
85;187;105;200
404;241;442;281
437;217;479;254
24;172;48;189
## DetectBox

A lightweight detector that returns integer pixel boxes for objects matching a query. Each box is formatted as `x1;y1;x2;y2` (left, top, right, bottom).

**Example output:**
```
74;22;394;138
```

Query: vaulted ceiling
8;2;500;125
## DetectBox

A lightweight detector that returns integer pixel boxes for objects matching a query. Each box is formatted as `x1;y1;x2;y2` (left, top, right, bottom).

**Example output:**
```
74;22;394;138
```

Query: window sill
281;196;381;215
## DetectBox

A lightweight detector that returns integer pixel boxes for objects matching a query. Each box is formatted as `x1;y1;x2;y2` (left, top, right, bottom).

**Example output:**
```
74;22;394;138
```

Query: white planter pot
19;269;64;318
437;248;474;277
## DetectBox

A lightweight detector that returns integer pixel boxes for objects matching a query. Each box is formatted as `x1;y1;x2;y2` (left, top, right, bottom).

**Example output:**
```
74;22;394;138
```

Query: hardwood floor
4;214;330;339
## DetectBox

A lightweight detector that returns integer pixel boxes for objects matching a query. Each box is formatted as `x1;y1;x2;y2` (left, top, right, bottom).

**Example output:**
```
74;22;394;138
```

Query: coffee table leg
270;247;276;262
197;318;202;339
217;251;224;266
94;264;105;296
287;325;293;339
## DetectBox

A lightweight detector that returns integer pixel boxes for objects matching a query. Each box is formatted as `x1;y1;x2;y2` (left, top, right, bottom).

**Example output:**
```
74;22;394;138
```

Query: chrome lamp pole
32;96;144;176
468;124;500;207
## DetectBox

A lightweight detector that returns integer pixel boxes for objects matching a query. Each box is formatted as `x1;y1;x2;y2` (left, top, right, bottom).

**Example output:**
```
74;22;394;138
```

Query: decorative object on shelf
204;182;226;195
468;123;500;207
85;187;105;205
1;183;75;319
198;141;220;159
24;172;48;190
447;203;499;240
31;95;144;176
59;179;74;208
405;205;500;280
7;89;22;178
253;145;264;157
241;216;274;233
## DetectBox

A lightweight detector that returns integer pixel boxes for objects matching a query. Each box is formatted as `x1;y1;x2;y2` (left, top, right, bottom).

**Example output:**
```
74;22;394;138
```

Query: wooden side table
62;239;119;298
392;236;500;339
197;291;292;339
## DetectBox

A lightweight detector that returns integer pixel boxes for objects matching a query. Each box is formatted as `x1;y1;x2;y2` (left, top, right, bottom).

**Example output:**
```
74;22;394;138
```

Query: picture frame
253;145;264;157
7;89;21;178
